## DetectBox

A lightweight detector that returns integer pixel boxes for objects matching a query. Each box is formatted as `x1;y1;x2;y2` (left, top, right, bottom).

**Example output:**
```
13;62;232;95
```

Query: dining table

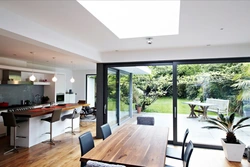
80;124;169;167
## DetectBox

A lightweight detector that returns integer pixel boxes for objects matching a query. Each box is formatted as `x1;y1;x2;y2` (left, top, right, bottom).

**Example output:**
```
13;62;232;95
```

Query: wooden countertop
14;103;88;118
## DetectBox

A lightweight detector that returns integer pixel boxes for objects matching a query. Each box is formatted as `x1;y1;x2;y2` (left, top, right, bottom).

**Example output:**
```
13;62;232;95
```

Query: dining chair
137;116;155;126
79;131;95;167
165;140;194;167
100;123;112;140
86;160;126;167
41;109;62;145
166;128;189;160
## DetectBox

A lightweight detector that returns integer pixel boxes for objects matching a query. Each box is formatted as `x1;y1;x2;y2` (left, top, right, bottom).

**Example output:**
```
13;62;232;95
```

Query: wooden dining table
80;124;169;167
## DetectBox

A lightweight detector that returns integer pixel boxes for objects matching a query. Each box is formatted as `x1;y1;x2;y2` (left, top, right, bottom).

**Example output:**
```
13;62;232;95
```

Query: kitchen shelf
33;82;51;85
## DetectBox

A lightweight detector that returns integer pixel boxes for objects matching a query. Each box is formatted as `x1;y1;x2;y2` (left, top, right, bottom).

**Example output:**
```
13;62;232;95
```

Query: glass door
107;68;118;126
120;72;130;122
176;62;250;147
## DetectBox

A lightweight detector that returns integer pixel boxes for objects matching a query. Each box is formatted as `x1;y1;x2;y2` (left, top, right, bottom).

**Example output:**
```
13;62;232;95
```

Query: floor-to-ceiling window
98;58;250;147
176;62;250;147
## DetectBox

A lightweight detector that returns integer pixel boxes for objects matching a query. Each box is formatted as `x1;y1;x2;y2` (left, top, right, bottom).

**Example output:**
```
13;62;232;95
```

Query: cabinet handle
104;104;106;114
174;107;177;118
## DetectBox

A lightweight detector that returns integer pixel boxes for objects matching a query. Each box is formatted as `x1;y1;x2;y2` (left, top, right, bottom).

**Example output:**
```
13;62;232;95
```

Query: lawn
108;97;218;116
144;97;218;116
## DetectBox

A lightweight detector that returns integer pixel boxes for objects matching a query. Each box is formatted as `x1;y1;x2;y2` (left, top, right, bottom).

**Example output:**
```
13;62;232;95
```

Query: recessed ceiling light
77;1;180;39
220;28;224;30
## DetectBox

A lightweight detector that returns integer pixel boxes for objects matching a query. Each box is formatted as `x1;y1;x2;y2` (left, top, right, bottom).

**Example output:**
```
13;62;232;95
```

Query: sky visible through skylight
77;1;180;39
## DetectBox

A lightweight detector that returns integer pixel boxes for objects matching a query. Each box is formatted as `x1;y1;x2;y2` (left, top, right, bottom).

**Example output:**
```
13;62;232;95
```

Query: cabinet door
65;94;76;103
55;74;66;94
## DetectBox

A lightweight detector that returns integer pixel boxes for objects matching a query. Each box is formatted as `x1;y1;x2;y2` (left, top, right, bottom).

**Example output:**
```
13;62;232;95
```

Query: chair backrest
1;112;16;127
79;131;95;156
51;109;62;122
181;128;189;160
137;116;155;126
73;109;80;118
86;160;126;167
100;123;112;140
183;140;194;167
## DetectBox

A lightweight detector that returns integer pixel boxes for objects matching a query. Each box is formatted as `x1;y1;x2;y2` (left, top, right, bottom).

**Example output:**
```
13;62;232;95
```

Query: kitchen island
10;103;85;148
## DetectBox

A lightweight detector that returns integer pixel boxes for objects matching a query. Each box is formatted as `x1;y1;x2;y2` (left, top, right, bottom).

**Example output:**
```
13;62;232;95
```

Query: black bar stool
1;112;27;155
41;109;62;145
61;109;80;135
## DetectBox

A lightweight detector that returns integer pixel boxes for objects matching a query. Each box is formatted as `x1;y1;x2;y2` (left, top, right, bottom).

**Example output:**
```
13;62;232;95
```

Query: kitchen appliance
56;93;65;103
7;105;34;112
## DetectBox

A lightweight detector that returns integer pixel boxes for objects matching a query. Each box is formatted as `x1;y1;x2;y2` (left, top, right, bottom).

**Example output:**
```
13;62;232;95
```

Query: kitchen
0;67;83;146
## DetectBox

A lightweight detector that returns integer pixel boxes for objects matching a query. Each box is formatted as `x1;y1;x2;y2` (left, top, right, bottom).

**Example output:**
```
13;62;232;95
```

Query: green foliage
202;112;250;143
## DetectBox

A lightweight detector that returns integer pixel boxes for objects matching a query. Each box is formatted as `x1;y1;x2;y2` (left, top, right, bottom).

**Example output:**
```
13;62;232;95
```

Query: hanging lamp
70;61;75;83
52;57;57;82
29;52;36;81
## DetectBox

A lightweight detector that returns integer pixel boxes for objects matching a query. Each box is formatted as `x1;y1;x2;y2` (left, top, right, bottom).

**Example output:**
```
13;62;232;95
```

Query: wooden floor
0;119;249;167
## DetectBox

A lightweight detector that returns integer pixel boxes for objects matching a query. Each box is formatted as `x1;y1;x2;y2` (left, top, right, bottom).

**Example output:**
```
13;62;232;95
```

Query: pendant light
70;61;75;83
52;57;57;82
29;52;36;81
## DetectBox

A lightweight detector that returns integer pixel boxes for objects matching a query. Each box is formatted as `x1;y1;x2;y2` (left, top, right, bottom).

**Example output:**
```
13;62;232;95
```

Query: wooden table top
81;124;169;167
14;103;86;118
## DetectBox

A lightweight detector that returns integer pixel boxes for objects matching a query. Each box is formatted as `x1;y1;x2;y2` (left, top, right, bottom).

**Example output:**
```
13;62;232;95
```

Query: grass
108;97;219;116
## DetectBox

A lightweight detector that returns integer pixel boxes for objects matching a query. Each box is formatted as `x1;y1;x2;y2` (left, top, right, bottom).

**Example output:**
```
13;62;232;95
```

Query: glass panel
133;65;173;141
120;72;130;122
177;63;250;146
107;69;118;126
86;75;96;107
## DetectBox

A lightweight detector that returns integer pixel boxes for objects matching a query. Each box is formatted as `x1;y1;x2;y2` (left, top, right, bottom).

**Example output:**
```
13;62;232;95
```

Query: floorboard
0;119;249;167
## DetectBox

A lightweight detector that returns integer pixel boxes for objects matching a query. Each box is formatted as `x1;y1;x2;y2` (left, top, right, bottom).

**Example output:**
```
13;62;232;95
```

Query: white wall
101;43;250;62
73;69;96;103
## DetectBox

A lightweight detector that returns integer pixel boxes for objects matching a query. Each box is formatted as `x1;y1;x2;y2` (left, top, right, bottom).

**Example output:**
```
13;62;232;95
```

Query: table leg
187;104;198;118
199;106;209;121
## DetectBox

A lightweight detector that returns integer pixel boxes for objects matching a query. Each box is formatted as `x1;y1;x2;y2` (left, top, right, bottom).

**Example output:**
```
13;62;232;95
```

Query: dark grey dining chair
100;123;112;140
137;116;155;126
166;129;189;160
79;131;95;167
165;140;194;167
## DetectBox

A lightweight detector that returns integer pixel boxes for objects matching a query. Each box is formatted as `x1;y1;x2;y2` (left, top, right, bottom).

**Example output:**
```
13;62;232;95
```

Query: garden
108;63;250;117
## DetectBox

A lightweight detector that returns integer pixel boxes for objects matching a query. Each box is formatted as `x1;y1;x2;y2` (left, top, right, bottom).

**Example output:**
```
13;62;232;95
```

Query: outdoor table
183;101;215;120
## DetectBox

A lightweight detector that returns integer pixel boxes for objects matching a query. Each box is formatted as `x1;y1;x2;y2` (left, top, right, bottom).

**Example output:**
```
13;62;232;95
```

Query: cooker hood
1;70;33;85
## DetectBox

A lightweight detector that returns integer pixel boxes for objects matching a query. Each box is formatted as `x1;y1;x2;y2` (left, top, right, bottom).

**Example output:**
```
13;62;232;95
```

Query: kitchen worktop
13;103;82;117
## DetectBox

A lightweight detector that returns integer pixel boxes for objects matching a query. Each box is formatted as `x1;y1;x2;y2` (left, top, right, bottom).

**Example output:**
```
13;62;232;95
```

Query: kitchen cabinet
65;94;76;103
55;74;66;94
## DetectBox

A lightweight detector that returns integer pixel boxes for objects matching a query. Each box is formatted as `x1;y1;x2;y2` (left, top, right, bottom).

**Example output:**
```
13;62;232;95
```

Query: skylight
77;1;180;39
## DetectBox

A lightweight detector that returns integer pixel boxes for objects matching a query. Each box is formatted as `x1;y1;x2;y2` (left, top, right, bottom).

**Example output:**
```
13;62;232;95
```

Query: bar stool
1;112;27;155
41;109;62;145
61;109;80;135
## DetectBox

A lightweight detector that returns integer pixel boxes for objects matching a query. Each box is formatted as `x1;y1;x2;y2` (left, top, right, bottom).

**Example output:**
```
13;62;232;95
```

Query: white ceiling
0;0;250;71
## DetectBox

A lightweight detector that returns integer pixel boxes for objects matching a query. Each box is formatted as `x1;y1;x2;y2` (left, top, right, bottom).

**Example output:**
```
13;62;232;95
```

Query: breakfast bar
10;103;84;148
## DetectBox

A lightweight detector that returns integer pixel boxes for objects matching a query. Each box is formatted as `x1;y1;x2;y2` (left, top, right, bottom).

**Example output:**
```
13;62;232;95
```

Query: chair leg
4;127;18;155
65;118;80;135
42;123;61;145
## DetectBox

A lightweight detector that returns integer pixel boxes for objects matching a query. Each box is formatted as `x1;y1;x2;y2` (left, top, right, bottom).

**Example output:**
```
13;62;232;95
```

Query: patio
108;110;250;147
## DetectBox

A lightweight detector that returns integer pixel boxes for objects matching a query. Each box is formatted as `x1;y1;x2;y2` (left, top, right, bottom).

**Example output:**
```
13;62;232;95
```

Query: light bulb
70;77;75;83
52;75;57;82
29;74;36;81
